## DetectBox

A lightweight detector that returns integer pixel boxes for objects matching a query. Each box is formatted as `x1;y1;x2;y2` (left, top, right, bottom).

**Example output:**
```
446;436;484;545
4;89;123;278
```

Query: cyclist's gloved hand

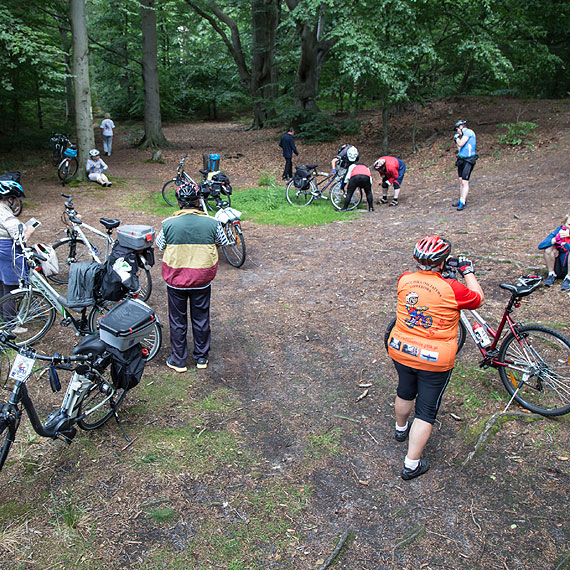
332;169;337;174
457;256;474;276
556;228;570;243
381;180;389;189
454;133;461;141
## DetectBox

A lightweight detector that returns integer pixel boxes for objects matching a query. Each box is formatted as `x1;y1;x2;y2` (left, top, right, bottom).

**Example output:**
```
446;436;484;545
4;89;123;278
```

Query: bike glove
332;169;337;174
381;180;389;189
457;256;474;276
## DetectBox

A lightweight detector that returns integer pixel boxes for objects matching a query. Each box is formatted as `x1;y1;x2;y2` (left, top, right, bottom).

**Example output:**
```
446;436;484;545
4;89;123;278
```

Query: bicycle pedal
60;318;72;327
56;428;77;445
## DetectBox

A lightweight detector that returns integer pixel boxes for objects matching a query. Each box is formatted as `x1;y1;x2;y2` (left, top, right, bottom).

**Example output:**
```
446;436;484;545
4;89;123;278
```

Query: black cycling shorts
457;158;475;181
393;360;453;424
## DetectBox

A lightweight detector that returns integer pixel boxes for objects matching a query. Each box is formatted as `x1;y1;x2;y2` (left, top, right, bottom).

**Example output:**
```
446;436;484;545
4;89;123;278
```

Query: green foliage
496;122;537;147
257;171;276;186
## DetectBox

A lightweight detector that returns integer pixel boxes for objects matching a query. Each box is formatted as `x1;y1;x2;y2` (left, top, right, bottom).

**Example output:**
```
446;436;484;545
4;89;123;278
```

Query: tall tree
69;0;94;180
139;0;168;148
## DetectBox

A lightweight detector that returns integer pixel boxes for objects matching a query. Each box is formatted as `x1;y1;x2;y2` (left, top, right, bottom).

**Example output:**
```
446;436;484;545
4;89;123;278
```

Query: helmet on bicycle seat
373;158;386;171
0;180;24;198
346;146;359;162
413;235;451;268
89;149;100;158
176;181;200;206
454;119;467;130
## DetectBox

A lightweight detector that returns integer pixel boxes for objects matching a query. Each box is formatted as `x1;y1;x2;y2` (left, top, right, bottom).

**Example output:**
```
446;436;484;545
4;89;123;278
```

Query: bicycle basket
293;166;311;190
63;145;77;158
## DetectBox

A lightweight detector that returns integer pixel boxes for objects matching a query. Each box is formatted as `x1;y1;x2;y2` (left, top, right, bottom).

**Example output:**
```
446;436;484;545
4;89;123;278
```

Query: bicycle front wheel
286;180;315;207
0;406;20;472
221;222;246;268
77;382;127;431
58;158;78;184
383;316;467;355
330;181;362;211
88;301;162;362
138;269;152;302
162;179;178;207
498;325;570;416
49;238;92;284
0;290;56;346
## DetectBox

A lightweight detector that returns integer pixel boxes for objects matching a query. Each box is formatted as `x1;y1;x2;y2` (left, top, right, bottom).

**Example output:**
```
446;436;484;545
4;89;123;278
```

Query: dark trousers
0;281;16;321
282;157;293;180
167;285;211;366
344;175;374;209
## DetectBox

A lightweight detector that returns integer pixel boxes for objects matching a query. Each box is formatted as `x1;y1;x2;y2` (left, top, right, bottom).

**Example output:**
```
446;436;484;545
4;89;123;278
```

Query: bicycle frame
63;221;112;264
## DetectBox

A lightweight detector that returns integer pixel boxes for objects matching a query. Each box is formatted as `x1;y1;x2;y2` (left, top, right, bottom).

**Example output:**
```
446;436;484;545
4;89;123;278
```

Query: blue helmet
0;180;24;198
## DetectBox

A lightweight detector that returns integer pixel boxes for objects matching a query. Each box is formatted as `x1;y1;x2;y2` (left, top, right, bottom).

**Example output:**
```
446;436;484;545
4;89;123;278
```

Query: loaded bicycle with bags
50;133;78;185
0;299;156;472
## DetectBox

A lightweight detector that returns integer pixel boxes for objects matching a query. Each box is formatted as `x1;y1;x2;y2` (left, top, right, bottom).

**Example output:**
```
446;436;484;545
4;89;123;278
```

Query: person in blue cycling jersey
452;120;477;211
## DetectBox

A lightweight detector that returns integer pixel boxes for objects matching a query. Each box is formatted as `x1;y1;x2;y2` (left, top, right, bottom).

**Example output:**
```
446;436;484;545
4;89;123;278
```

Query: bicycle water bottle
473;321;492;348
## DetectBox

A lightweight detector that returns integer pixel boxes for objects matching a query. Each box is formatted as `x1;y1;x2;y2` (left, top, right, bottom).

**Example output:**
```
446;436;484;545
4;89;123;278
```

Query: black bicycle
50;133;79;185
0;330;140;472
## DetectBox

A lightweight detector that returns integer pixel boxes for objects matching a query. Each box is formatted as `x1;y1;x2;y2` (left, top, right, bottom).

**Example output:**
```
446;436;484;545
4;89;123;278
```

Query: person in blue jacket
279;127;298;182
452;120;477;211
538;213;570;290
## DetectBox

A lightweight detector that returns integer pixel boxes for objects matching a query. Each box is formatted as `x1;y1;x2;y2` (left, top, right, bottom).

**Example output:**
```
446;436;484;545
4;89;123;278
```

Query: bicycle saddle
72;335;107;356
99;218;120;230
500;279;541;297
199;169;209;176
305;163;318;170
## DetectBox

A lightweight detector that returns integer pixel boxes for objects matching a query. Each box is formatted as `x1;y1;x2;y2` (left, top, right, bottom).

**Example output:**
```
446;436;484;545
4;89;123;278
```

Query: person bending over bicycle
331;145;359;187
341;163;374;212
86;149;112;187
538;212;570;291
386;235;484;480
373;156;406;207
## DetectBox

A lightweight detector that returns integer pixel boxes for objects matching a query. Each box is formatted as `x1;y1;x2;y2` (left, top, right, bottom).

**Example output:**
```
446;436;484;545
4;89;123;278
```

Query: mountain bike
0;329;140;472
162;154;232;211
50;133;79;186
49;194;152;301
0;232;162;361
286;164;362;210
384;274;570;416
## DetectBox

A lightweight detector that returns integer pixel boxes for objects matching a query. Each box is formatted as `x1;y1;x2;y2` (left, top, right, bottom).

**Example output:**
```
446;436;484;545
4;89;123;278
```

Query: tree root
317;528;353;570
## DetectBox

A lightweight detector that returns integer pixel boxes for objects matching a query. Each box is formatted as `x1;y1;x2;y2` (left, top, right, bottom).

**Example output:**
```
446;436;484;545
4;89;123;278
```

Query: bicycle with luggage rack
0;229;162;361
49;193;152;301
384;272;570;417
286;164;362;210
0;172;24;216
50;133;79;185
0;302;153;472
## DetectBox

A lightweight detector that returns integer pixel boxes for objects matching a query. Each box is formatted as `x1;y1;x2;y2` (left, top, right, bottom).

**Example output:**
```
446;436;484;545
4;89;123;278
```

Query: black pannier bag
211;172;232;196
106;343;145;391
293;166;311;190
99;243;140;301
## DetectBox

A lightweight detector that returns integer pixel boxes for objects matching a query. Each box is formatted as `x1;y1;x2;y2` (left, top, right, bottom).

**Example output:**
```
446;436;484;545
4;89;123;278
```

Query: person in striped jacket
157;182;228;371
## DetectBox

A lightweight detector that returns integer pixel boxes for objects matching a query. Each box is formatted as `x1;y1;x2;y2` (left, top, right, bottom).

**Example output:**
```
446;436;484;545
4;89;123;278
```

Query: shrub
496;122;537;148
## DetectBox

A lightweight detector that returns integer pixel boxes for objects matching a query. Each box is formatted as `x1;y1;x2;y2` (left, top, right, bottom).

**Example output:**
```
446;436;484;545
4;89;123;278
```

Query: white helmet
373;158;386;171
89;149;100;158
346;146;359;162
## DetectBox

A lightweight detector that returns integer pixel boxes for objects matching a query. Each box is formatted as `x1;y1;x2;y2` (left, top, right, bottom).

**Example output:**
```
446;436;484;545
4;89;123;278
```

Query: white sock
404;456;420;470
395;421;408;432
549;271;556;276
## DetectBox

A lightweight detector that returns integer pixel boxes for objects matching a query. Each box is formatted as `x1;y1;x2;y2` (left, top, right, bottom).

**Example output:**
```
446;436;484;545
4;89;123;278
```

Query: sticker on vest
420;349;439;362
402;343;419;357
389;337;402;351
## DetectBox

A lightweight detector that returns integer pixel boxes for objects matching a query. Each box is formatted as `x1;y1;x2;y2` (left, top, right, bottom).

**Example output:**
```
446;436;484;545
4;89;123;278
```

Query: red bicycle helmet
413;235;451;267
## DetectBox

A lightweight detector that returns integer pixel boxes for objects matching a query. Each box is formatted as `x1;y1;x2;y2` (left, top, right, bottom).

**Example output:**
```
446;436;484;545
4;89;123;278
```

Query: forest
1;0;569;166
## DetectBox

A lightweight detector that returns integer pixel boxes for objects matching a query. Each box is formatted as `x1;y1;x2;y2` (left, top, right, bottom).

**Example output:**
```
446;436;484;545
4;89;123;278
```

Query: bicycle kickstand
113;408;131;442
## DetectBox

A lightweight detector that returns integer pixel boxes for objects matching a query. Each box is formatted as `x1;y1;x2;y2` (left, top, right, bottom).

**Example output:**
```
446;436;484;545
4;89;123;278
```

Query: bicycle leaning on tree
286;164;362;210
50;133;79;185
385;270;570;417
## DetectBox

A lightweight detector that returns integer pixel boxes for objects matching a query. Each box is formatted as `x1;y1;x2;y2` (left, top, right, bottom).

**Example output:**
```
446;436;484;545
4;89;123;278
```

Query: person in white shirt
86;149;112;187
100;113;115;156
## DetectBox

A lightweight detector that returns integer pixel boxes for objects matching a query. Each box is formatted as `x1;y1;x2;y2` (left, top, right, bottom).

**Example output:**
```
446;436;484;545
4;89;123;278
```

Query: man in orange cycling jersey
386;235;484;480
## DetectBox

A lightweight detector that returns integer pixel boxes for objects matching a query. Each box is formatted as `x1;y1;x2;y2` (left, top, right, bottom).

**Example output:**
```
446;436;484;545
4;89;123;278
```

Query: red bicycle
385;274;570;416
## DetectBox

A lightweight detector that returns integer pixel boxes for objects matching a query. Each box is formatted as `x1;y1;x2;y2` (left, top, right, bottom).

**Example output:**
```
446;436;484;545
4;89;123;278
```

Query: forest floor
0;96;569;570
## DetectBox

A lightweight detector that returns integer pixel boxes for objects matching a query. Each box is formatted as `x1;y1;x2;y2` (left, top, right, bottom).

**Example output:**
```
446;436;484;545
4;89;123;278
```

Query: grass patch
147;507;178;524
308;427;343;458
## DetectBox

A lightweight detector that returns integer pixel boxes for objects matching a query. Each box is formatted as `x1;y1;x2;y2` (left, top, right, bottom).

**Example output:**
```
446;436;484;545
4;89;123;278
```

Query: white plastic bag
33;243;59;277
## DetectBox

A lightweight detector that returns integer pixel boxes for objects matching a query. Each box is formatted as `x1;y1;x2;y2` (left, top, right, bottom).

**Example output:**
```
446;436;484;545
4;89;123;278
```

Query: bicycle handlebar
0;331;92;363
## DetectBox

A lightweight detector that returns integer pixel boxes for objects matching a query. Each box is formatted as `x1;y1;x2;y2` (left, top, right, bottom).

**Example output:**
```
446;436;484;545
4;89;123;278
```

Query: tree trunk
69;0;95;181
382;104;389;155
58;23;74;124
139;0;168;148
35;77;43;130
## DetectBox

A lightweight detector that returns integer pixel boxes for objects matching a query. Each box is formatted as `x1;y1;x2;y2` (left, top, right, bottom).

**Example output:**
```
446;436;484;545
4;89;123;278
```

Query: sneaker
106;182;112;187
561;278;570;292
457;202;466;211
544;273;556;287
12;326;28;335
166;358;187;373
196;357;208;369
394;424;411;442
377;196;388;205
401;458;430;481
389;199;399;207
452;199;460;207
369;207;374;212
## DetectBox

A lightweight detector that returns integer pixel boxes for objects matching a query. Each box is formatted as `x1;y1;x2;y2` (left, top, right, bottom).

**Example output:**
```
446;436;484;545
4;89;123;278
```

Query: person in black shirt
279;127;298;181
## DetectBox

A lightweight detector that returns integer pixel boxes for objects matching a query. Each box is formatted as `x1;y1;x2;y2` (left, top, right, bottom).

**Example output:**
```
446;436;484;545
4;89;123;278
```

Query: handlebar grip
61;193;71;199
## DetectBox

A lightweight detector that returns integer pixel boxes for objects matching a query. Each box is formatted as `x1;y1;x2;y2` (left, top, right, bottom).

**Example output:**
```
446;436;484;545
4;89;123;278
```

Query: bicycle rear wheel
162;179;178;207
49;237;92;285
7;197;23;217
221;222;246;268
0;290;56;346
137;269;152;302
383;316;467;355
498;325;570;416
77;381;127;430
87;301;162;362
286;180;315;207
0;406;20;472
330;181;362;211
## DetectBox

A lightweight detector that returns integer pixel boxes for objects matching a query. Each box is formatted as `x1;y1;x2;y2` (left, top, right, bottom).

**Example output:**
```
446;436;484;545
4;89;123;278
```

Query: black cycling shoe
401;458;430;481
394;424;410;442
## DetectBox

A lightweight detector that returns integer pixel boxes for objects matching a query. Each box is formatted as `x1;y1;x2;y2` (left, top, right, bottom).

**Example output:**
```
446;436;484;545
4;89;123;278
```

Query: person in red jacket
373;156;406;207
341;163;374;211
386;235;484;480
